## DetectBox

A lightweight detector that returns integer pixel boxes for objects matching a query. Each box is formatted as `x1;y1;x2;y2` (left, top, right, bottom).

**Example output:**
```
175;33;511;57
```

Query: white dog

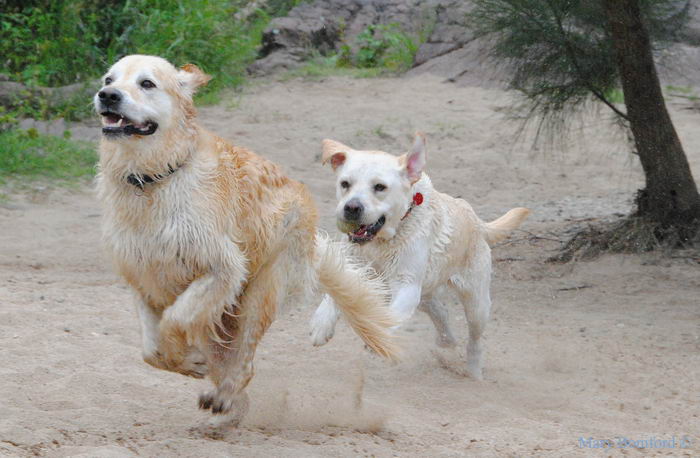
310;133;529;379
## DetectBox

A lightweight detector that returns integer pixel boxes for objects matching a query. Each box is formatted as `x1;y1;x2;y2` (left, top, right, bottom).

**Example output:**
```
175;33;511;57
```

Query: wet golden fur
95;55;397;427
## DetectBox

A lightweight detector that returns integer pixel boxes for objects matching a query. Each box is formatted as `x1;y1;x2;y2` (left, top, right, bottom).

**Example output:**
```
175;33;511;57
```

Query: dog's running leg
388;244;429;327
136;295;207;378
450;249;492;380
310;294;341;346
199;261;279;426
389;282;423;327
157;241;246;377
421;295;456;348
136;296;162;367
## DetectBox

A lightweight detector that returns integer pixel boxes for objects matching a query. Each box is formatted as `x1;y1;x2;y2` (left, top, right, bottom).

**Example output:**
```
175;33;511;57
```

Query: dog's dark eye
340;180;350;189
374;183;387;192
141;80;156;89
104;77;113;85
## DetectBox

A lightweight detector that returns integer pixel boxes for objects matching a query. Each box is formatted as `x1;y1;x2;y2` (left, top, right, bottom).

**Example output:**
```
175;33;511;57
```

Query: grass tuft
0;129;97;184
281;55;385;81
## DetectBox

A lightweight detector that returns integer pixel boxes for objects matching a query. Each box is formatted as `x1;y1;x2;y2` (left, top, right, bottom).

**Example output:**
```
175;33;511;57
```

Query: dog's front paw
310;297;340;346
144;347;207;379
310;321;336;346
198;391;232;414
199;388;250;420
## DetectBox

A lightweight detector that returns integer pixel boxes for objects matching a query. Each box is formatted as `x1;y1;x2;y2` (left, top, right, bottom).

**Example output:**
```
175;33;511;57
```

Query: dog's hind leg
450;245;492;380
421;294;456;348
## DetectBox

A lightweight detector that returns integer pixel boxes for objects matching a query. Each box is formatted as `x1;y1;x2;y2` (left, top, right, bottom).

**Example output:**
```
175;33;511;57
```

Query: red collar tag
413;192;424;206
401;193;424;221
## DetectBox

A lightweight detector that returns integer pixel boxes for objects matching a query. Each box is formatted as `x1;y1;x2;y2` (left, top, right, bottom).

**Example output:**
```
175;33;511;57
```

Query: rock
249;0;700;89
18;118;68;137
408;37;509;89
0;79;99;109
249;0;438;75
248;51;306;75
682;3;700;46
0;81;30;107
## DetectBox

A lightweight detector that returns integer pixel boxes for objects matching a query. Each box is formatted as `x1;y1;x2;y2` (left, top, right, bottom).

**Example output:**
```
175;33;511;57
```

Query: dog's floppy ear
400;132;427;184
178;64;212;95
321;139;351;171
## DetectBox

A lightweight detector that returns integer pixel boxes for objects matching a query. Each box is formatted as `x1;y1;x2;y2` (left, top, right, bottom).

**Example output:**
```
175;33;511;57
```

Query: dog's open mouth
347;216;386;244
101;112;158;136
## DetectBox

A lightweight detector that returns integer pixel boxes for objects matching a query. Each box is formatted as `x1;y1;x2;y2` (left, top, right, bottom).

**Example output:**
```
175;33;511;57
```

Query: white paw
310;298;339;346
310;317;336;346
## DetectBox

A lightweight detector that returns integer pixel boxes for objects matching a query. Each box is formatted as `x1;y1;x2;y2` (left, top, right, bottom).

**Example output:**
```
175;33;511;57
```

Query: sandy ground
1;74;699;457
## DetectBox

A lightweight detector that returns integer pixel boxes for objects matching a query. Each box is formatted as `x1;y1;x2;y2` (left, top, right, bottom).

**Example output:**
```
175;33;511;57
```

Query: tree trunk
604;0;700;230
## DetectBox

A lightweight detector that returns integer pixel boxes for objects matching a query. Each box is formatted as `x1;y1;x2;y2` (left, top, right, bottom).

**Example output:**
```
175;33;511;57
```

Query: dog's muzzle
100;112;158;137
338;215;386;244
97;89;158;137
99;110;158;137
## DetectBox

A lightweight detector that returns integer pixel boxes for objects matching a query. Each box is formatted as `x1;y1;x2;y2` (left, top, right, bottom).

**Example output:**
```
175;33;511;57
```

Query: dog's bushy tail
483;207;530;245
315;233;399;360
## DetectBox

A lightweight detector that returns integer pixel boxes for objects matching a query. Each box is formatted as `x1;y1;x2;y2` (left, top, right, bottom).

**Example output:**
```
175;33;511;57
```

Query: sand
1;74;698;457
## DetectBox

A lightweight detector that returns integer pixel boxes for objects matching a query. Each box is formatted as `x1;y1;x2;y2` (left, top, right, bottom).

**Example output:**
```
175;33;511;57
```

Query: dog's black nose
98;88;122;107
344;199;363;221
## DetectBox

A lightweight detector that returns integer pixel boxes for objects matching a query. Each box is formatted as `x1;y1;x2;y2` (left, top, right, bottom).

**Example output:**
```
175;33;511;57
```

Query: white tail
315;233;399;360
483;207;530;245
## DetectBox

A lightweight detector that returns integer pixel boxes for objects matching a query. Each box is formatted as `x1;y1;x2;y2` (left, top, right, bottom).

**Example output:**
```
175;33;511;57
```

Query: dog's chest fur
98;170;232;308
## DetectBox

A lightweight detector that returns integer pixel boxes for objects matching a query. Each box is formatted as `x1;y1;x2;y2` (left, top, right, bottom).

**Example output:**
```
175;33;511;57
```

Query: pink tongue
355;226;367;236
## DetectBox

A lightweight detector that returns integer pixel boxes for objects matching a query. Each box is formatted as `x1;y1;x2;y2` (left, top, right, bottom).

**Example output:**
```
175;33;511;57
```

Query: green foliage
0;128;97;183
0;106;20;132
340;23;422;72
665;84;699;101
260;0;307;17
468;0;690;135
604;88;625;104
0;0;285;117
282;54;384;80
0;1;266;89
123;1;269;95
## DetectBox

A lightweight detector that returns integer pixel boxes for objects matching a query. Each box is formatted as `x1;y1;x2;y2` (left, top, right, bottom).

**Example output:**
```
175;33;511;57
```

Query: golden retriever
94;55;397;427
310;133;529;379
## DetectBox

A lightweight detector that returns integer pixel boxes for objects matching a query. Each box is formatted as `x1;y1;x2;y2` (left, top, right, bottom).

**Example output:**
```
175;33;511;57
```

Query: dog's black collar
126;164;181;190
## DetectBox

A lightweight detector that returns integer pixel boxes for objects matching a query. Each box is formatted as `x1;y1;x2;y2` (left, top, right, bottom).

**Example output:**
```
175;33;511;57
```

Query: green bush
0;128;97;182
0;0;272;94
338;23;423;72
282;54;384;80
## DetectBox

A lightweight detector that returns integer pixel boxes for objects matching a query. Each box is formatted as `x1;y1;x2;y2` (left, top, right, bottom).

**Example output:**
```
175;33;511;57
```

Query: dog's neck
99;123;199;189
400;191;424;221
125;163;182;190
401;174;431;219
